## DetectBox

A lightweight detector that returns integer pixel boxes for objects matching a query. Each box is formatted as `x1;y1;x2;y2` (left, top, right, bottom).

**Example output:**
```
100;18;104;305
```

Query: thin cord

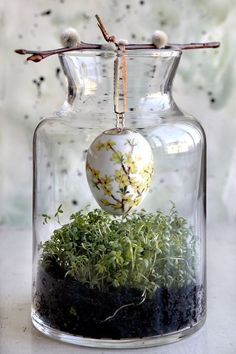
113;44;127;129
113;58;119;115
120;45;127;114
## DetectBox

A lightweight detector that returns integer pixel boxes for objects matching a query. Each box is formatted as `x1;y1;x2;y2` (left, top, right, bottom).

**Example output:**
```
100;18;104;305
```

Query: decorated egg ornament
86;128;154;215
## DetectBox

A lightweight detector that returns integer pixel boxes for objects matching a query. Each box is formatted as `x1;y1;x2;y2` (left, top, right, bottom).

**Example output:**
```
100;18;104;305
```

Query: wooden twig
95;14;116;44
15;41;220;62
167;41;220;50
14;14;220;63
15;43;101;62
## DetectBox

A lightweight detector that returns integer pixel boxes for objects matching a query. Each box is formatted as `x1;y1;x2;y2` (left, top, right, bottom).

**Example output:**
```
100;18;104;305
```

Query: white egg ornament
86;128;154;215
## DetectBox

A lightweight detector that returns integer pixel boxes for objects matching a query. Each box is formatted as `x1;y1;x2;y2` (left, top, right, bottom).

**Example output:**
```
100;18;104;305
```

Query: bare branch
14;13;220;63
95;14;116;43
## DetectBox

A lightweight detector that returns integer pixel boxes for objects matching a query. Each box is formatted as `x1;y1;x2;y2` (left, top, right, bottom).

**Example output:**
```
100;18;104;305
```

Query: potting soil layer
33;264;206;339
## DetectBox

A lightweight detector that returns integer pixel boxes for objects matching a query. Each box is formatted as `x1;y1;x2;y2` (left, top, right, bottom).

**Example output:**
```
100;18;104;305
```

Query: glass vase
32;49;206;348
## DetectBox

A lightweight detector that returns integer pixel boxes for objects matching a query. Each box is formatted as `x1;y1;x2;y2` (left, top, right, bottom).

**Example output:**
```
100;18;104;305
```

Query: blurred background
0;0;235;226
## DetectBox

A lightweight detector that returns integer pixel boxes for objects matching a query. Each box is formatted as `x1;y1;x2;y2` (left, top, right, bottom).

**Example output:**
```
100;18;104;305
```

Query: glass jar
32;49;206;348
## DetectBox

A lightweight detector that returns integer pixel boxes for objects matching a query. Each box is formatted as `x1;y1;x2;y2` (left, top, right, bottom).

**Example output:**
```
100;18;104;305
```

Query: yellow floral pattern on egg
86;129;154;215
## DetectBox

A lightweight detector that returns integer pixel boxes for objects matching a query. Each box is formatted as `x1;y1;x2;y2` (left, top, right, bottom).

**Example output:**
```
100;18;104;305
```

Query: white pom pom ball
60;27;80;47
152;30;168;48
118;39;129;45
101;42;117;51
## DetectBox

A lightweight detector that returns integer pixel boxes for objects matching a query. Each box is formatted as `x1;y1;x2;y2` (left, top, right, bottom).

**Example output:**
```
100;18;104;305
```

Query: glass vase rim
58;48;182;59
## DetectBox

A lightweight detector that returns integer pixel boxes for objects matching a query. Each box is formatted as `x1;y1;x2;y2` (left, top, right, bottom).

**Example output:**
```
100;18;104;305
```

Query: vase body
32;49;206;348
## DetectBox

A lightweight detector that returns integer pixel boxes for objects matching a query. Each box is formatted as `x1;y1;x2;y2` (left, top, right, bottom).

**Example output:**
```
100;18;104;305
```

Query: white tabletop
0;224;235;354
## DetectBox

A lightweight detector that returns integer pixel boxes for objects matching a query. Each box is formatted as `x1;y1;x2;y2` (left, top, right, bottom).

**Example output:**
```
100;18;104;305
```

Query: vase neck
59;50;181;117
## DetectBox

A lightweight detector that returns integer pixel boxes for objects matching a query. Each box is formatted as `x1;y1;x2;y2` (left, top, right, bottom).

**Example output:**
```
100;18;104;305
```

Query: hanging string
114;44;127;130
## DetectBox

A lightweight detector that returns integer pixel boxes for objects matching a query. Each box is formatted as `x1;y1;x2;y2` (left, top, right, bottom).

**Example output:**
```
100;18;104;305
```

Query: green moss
40;207;198;296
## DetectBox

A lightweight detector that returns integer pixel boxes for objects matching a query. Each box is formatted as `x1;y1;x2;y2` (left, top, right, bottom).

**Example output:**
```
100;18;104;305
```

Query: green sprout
42;214;51;225
42;204;63;225
54;204;63;224
40;206;199;296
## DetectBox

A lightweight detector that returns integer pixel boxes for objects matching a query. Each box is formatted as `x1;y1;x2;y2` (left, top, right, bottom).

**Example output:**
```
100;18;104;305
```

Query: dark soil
33;263;206;339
